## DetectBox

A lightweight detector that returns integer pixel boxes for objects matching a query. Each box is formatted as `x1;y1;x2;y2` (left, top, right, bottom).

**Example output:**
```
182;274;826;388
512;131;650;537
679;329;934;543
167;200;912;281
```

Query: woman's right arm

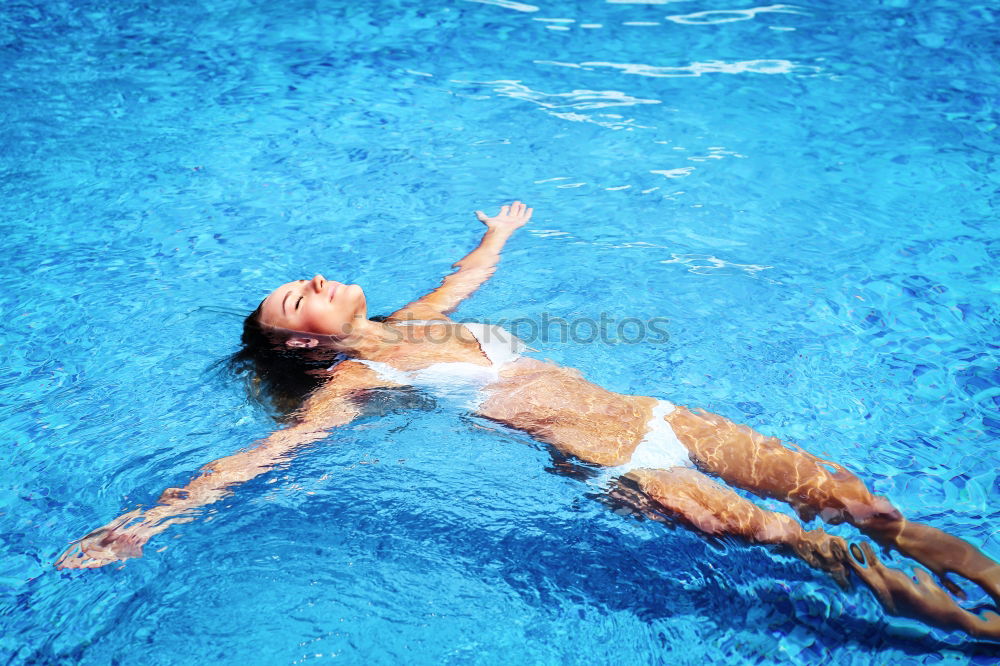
55;362;398;569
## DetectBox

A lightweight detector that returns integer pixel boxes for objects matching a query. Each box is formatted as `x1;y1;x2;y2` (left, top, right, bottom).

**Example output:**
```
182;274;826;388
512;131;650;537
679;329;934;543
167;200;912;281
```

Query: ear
285;337;319;349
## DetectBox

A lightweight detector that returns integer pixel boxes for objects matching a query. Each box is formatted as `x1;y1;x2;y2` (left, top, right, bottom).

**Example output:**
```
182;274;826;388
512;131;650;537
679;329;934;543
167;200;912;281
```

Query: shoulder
324;359;401;390
297;359;402;423
384;302;452;323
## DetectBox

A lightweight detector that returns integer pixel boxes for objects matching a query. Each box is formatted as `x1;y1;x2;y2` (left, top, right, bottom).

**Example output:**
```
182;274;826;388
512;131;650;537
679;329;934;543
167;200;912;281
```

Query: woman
57;202;1000;639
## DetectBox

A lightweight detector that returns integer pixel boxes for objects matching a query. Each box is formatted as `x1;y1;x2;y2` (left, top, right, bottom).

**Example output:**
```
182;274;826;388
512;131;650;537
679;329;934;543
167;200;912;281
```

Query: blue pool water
1;0;998;662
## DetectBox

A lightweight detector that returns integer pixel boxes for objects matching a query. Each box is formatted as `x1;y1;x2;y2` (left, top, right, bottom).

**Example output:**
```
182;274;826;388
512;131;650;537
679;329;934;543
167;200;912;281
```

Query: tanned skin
57;202;1000;639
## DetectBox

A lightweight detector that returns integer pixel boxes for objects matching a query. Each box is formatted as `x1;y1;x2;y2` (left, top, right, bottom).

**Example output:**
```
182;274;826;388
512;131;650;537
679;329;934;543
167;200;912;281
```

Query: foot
870;521;1000;608
848;542;1000;639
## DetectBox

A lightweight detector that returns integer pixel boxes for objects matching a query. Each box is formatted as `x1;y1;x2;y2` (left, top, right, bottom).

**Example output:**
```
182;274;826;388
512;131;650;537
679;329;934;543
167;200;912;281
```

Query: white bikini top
354;320;526;407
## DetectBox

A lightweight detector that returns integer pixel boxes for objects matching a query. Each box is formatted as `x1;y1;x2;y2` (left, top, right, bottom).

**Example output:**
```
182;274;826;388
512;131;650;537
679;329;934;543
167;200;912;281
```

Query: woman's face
259;274;367;337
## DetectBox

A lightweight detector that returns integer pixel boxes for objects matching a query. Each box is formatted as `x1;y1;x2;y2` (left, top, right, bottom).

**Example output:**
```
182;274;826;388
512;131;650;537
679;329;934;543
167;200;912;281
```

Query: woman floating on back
57;202;1000;640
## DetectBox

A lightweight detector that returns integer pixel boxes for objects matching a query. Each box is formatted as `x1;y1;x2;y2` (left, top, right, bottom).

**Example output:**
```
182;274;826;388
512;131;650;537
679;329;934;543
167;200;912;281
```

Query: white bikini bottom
600;400;693;483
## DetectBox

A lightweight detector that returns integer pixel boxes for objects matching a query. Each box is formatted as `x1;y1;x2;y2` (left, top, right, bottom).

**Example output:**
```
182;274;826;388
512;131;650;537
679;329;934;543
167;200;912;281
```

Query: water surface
1;0;998;663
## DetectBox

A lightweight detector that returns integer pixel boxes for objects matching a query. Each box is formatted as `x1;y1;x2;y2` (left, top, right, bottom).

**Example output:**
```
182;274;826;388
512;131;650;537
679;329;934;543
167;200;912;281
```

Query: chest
375;325;491;371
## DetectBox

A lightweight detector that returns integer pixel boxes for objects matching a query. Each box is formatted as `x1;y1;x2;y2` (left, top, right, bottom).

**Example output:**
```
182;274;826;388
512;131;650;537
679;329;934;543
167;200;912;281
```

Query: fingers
54;543;82;570
509;201;531;219
60;554;112;569
54;522;147;570
54;527;109;569
478;201;533;225
55;543;114;570
498;202;531;216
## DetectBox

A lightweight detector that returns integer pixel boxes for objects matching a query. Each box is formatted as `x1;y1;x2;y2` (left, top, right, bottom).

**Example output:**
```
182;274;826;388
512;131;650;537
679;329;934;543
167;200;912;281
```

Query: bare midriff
477;357;658;467
371;325;660;467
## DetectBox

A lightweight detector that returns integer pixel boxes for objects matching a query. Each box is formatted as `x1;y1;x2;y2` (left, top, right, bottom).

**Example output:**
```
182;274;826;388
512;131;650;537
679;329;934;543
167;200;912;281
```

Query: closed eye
295;296;303;310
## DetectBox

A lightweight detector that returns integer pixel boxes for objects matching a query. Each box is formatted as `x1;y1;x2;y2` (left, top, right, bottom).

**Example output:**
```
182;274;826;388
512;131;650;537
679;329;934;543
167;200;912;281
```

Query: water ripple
461;0;539;13
453;79;662;111
451;79;660;129
3;0;999;662
661;253;775;276
574;59;821;77
650;167;696;178
666;4;806;25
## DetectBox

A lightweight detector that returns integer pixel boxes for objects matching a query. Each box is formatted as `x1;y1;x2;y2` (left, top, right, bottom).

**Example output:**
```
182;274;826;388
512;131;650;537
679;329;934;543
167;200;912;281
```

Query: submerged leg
665;406;1000;611
619;467;851;586
847;543;1000;639
620;467;1000;639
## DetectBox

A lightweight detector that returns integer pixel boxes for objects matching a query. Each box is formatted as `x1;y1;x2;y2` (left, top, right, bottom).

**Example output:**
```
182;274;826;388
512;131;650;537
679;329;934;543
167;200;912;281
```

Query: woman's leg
846;542;1000;638
665;406;1000;608
618;467;851;585
622;467;1000;638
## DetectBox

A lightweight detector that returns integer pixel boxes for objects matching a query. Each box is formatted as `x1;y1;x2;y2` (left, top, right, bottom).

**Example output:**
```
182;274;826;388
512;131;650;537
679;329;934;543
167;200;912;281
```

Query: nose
310;274;326;292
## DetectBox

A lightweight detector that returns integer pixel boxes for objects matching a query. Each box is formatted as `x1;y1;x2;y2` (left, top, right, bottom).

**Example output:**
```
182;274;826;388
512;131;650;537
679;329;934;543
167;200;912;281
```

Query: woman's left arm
387;201;532;321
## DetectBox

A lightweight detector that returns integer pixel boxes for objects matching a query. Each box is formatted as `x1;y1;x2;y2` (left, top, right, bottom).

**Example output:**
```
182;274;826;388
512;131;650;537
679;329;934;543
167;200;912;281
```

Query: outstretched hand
55;510;151;569
475;200;532;232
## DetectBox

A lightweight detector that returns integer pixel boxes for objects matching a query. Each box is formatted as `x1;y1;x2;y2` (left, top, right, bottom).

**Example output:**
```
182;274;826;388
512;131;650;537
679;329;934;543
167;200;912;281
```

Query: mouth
328;283;339;302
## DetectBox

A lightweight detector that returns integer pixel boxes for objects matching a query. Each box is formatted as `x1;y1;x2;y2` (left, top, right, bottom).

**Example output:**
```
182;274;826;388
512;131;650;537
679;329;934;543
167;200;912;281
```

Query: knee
843;494;904;531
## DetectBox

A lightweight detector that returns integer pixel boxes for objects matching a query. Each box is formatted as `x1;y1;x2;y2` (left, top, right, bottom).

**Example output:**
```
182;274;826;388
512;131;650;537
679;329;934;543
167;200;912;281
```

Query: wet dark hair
229;304;389;420
228;304;341;419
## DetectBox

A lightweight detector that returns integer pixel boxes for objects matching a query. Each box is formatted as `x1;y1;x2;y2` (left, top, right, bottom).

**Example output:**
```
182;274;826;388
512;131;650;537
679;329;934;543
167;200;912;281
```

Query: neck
331;318;398;360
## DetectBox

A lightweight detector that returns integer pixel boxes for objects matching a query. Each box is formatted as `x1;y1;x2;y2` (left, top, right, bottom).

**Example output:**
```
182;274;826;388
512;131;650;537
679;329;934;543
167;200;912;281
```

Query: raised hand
475;200;533;233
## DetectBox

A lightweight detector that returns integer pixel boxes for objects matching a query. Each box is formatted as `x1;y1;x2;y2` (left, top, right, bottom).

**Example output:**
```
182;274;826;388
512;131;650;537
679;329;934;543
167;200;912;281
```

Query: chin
349;284;367;309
